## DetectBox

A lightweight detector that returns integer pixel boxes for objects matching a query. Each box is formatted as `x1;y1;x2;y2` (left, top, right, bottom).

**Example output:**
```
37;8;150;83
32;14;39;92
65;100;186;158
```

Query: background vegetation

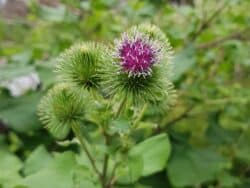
0;0;249;187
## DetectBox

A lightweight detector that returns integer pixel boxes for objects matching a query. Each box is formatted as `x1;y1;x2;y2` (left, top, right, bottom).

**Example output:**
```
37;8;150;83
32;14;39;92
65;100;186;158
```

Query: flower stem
71;123;102;179
115;97;127;118
133;103;148;128
102;131;110;187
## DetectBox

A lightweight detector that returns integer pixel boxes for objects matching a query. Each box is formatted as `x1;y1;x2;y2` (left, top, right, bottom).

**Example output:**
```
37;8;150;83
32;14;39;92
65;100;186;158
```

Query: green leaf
0;92;42;132
72;166;99;188
19;152;80;188
110;118;130;135
138;173;168;188
130;133;171;177
167;145;229;187
0;150;23;188
116;154;143;184
11;50;33;64
23;145;53;176
35;62;55;89
0;63;35;82
0;150;22;172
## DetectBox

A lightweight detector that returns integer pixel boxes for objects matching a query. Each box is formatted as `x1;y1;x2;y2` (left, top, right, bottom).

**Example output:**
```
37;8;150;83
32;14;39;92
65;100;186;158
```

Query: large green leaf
23;145;53;176
0;92;42;132
130;133;171;177
116;154;143;184
18;151;97;188
0;63;35;82
19;152;77;188
72;166;99;188
0;150;23;188
116;134;171;184
167;144;229;187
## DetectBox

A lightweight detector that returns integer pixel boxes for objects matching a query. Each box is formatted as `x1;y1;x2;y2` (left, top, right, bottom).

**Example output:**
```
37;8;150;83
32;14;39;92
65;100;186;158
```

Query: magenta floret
119;39;156;75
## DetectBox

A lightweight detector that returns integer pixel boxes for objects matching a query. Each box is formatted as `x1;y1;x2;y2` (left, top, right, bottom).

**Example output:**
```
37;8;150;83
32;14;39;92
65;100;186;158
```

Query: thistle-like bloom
38;84;86;138
114;31;163;77
102;24;176;107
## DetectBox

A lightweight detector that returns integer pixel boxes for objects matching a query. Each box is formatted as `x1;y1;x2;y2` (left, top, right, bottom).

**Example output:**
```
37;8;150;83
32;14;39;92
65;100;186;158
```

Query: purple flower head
114;31;163;77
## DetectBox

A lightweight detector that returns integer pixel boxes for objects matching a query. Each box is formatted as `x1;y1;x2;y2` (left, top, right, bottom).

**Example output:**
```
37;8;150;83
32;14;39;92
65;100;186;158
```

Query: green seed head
55;42;107;92
38;84;86;138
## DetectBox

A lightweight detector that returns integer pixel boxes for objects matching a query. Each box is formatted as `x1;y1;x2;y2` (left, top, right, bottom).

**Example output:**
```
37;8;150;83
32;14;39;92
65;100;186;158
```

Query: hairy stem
133;103;148;128
115;97;127;118
102;131;110;187
71;123;102;181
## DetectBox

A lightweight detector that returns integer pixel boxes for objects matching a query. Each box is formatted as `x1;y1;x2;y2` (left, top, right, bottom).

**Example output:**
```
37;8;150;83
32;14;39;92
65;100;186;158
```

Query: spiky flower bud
38;84;86;138
55;42;106;91
114;31;163;77
102;24;175;107
130;23;173;77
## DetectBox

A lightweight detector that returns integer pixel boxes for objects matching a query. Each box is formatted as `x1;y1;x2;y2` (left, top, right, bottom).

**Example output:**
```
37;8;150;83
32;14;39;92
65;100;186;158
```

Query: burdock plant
38;24;176;188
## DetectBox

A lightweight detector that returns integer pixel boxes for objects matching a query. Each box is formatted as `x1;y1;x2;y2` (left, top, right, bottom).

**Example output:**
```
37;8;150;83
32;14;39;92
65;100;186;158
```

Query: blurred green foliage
0;0;250;187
